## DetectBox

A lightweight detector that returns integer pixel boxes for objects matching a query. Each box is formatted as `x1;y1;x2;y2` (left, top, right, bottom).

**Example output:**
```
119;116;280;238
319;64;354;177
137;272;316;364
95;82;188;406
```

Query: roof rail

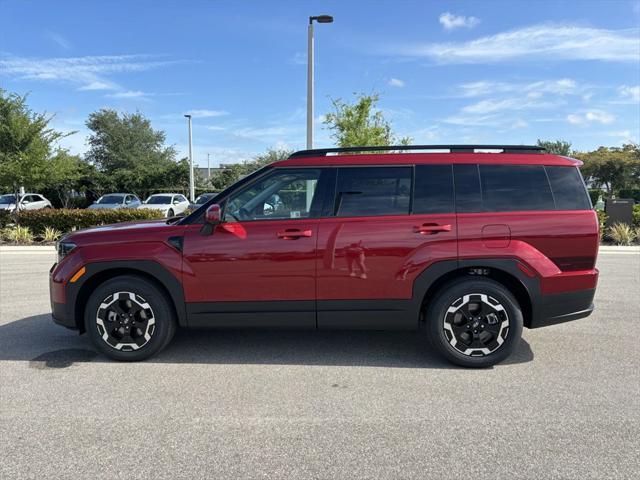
288;144;545;158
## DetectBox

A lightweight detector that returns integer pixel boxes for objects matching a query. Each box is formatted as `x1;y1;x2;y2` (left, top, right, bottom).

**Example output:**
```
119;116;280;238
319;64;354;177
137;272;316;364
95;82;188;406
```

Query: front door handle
414;223;452;235
277;229;313;240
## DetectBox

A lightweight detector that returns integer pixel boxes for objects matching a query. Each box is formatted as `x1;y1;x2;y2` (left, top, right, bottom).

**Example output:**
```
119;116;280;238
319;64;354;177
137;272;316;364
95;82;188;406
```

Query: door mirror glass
204;204;222;224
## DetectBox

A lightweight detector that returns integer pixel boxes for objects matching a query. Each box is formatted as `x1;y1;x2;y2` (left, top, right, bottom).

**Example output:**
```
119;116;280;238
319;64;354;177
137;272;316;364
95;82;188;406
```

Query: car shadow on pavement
0;314;534;369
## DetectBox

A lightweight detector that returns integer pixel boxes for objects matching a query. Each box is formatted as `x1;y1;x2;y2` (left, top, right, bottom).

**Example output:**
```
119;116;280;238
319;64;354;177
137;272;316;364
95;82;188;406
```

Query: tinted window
146;195;173;204
479;165;555;212
335;167;411;217
413;165;454;214
453;164;482;213
98;195;125;204
545;166;591;210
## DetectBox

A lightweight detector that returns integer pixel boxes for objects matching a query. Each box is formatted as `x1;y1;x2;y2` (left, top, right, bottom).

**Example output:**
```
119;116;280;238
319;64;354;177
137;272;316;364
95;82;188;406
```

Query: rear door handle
414;223;452;235
277;229;313;240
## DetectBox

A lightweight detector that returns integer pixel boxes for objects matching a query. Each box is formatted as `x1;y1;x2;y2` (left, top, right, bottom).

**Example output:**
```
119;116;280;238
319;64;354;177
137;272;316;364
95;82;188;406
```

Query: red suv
50;145;599;367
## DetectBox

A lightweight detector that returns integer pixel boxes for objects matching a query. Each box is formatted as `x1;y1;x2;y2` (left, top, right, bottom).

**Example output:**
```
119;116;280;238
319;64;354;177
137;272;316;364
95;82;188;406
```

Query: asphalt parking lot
0;250;639;479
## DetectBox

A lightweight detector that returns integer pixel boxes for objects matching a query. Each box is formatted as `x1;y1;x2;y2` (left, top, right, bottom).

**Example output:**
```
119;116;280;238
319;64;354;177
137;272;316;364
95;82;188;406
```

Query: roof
274;153;582;168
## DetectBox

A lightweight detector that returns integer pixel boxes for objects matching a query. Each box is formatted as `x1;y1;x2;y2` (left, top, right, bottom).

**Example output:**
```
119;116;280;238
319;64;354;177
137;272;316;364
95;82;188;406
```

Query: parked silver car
88;193;141;210
139;193;190;217
0;193;53;212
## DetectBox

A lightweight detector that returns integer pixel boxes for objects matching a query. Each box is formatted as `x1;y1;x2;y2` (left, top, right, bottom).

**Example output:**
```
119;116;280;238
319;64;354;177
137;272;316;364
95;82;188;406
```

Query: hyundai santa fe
50;145;599;367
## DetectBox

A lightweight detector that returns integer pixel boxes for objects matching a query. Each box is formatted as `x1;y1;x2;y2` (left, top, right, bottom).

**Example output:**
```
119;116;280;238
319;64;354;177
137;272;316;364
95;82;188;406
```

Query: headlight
57;241;77;263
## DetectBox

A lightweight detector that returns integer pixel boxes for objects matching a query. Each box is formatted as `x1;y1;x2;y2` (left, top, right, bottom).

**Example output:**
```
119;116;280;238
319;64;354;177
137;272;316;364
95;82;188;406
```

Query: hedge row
13;208;166;235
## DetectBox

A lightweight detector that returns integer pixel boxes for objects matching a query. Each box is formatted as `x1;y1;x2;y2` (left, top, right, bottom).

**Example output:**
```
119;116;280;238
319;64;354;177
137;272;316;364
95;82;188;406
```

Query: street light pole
307;15;333;150
207;153;211;181
184;114;195;202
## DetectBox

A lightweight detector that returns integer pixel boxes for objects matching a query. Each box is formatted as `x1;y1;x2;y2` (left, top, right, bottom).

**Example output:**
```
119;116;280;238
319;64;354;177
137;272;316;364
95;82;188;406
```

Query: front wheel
425;278;523;368
84;275;176;361
167;208;174;218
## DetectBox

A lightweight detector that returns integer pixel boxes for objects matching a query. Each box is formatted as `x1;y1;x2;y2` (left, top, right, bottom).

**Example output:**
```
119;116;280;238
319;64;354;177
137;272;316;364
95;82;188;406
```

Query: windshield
145;195;172;205
0;194;17;204
98;195;125;204
195;194;213;204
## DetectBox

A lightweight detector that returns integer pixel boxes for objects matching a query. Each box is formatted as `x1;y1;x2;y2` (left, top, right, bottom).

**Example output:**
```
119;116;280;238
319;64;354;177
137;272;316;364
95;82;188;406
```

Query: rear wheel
84;275;176;361
425;278;523;368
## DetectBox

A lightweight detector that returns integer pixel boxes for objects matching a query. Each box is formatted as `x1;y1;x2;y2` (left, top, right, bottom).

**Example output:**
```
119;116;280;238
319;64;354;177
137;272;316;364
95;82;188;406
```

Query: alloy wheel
95;292;156;351
443;293;510;356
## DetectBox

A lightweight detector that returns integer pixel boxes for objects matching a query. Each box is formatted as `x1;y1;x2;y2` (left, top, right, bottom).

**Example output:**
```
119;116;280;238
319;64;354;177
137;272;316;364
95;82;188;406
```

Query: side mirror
204;204;222;224
201;203;222;236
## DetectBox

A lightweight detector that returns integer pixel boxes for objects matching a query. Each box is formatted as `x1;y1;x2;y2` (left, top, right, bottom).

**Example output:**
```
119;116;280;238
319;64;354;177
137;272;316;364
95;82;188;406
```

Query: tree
85;109;186;197
209;148;292;190
575;144;640;195
323;93;411;147
537;139;572;156
0;89;89;206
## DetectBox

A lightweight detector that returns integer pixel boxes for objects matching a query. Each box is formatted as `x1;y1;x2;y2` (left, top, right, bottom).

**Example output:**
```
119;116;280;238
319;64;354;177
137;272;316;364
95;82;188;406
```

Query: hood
139;204;170;211
88;203;123;209
63;218;184;246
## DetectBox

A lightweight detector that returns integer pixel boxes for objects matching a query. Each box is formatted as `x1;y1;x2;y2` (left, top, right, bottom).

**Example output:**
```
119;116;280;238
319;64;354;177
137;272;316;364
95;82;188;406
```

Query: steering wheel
237;207;252;221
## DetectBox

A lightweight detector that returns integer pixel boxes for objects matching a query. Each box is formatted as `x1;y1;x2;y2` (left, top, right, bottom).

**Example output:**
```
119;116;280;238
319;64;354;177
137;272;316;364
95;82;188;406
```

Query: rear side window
335;167;411;216
413;165;454;214
479;165;555;212
545;166;591;210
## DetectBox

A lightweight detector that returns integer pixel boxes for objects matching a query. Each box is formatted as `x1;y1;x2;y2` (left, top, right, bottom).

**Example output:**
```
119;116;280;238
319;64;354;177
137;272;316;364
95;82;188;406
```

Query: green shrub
596;210;607;241
608;222;637;246
588;189;604;207
618;189;640;203
41;226;63;242
3;225;34;243
0;209;12;228
633;204;640;228
15;208;165;235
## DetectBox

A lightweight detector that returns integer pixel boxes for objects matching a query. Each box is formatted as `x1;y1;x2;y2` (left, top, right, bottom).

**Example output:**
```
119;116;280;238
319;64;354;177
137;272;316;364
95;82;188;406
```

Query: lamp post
307;14;333;150
184;114;195;202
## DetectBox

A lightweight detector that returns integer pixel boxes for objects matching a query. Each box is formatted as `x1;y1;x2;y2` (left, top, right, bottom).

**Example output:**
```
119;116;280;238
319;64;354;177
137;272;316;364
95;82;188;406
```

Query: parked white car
88;193;141;210
0;193;53;212
139;193;190;218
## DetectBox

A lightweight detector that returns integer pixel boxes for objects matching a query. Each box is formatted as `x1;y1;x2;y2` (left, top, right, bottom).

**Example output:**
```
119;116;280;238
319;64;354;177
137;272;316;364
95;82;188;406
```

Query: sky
1;0;639;167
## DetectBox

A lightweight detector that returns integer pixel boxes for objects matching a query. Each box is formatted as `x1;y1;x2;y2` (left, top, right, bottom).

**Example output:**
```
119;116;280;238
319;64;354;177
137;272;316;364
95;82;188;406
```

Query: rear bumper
530;288;596;328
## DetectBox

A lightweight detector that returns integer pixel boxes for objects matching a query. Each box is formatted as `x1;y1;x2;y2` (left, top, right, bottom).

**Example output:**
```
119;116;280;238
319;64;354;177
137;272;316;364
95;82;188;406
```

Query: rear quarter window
545;166;591;210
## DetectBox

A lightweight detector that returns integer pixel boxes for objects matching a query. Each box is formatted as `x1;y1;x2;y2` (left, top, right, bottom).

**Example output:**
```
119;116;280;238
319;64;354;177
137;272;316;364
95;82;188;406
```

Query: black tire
84;275;176;361
425;278;523;368
167;208;174;218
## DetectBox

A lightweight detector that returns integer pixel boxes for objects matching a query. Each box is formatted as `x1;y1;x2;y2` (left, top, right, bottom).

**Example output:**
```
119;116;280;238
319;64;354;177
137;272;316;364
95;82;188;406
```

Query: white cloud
618;85;640;102
207;126;226;131
567;110;615;125
461;97;558;114
439;12;480;31
392;24;640;63
0;54;180;92
388;78;405;88
290;52;306;65
184;109;229;118
106;90;151;99
47;31;71;50
461;78;579;97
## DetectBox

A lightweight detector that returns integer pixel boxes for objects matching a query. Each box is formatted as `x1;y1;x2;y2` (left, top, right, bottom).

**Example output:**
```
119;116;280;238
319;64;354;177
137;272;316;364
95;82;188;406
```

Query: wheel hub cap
443;293;509;357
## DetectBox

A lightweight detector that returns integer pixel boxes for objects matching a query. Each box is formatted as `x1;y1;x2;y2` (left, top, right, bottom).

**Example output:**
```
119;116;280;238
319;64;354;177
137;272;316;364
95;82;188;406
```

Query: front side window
335;167;411;217
225;169;322;221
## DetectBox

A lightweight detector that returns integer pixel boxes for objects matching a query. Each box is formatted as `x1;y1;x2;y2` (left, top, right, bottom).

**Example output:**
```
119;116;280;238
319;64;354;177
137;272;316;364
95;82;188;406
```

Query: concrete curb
598;246;640;253
0;245;56;252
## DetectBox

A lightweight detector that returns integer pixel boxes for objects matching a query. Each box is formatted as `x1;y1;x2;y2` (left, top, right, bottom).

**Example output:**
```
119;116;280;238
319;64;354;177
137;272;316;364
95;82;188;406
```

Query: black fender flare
67;260;187;330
